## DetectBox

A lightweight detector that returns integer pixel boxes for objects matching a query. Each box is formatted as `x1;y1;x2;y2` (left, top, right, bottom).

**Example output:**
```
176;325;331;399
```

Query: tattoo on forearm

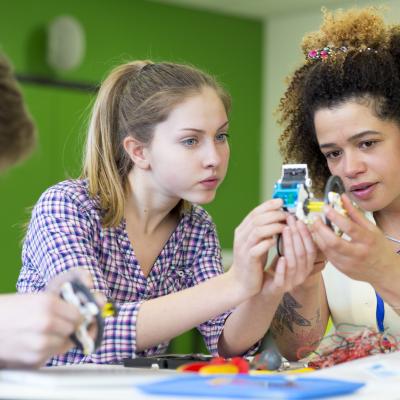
272;293;311;335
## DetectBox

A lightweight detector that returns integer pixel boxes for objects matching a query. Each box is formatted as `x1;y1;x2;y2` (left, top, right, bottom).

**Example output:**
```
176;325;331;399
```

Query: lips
200;177;219;189
349;182;377;200
349;182;375;191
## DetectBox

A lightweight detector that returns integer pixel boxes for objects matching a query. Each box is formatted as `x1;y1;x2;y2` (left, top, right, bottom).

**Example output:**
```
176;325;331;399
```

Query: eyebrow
319;130;382;149
179;120;229;133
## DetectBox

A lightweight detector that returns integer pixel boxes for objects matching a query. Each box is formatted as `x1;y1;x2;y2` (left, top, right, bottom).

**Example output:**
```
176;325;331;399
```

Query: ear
123;136;150;170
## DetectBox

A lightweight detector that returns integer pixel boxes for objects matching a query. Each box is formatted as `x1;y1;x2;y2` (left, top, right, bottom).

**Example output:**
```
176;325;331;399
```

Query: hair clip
307;46;348;60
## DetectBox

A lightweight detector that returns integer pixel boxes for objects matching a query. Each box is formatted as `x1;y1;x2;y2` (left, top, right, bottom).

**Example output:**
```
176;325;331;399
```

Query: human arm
218;205;319;357
18;185;145;363
135;270;247;352
18;186;286;362
266;210;330;360
135;200;286;355
19;187;241;361
312;194;400;315
270;272;329;361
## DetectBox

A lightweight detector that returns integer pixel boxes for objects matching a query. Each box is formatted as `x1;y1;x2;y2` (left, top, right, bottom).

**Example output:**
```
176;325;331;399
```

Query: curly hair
278;7;400;195
0;54;36;172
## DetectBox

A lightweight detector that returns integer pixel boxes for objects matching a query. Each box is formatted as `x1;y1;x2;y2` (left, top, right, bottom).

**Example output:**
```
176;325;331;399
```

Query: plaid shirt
17;179;232;365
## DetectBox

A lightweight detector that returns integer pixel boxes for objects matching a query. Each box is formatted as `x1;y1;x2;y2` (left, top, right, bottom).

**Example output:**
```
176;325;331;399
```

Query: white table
0;351;399;399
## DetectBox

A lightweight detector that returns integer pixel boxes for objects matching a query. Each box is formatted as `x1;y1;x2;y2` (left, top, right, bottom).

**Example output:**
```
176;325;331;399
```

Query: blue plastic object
139;374;364;399
273;182;303;212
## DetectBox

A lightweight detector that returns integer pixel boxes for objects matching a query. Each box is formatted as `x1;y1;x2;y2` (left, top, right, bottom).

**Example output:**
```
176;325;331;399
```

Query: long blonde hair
82;60;231;227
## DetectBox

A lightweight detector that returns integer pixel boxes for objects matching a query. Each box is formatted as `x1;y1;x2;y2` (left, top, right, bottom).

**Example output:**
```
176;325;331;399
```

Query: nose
342;152;366;179
202;142;222;169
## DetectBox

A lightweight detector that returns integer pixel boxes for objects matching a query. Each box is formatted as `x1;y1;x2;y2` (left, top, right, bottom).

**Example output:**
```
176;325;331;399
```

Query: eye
324;149;342;159
181;137;198;147
360;140;378;149
215;133;230;143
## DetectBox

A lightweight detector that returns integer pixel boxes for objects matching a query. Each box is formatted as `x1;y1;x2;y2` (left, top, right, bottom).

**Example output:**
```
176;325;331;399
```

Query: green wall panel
0;86;93;288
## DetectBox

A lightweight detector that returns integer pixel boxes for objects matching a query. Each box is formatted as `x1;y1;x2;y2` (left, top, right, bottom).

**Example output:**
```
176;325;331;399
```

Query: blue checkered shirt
17;179;233;365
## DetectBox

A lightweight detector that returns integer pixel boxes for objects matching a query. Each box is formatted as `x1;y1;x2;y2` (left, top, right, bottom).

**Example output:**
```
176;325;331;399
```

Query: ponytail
81;61;149;227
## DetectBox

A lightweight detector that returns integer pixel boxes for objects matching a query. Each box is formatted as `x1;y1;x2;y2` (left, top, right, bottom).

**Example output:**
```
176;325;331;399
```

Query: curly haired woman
270;7;400;360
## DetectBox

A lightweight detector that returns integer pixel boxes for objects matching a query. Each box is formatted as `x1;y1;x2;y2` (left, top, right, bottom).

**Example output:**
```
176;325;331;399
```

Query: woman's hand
311;194;398;285
230;199;287;298
261;215;318;297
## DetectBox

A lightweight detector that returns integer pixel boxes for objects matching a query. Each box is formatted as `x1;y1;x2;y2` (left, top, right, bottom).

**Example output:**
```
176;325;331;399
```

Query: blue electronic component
272;182;302;212
272;164;311;215
272;164;346;256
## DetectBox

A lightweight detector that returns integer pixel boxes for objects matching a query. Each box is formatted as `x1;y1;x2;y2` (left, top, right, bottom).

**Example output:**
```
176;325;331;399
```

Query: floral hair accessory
307;46;348;60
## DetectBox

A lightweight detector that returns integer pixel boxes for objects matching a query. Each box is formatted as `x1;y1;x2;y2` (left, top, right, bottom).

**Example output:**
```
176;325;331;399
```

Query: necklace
385;234;400;245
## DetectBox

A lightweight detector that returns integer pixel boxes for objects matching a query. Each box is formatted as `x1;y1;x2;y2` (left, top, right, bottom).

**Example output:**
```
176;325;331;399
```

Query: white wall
261;0;400;200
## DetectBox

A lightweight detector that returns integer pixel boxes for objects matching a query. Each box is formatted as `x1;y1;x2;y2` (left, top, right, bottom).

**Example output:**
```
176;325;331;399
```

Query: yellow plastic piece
199;364;239;375
101;302;116;318
306;201;324;212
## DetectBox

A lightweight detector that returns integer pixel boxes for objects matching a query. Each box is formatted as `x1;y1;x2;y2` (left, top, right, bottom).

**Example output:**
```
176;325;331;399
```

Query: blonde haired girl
18;61;316;364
